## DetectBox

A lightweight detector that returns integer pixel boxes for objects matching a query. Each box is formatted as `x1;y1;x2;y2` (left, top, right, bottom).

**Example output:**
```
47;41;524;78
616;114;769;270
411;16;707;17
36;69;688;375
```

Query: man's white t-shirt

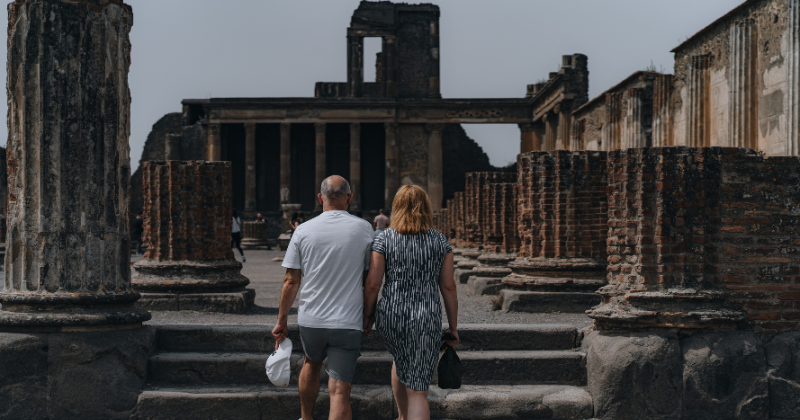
282;210;373;331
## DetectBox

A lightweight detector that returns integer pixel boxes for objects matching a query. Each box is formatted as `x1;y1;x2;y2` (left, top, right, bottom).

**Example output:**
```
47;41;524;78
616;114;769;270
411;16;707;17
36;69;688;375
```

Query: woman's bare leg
391;362;409;420
405;388;430;420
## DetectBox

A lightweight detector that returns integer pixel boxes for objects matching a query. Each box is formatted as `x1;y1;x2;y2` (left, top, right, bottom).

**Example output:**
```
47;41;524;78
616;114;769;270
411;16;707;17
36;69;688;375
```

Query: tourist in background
363;185;459;420
132;213;144;255
372;208;389;238
273;175;373;420
255;213;266;223
231;209;245;263
290;211;307;233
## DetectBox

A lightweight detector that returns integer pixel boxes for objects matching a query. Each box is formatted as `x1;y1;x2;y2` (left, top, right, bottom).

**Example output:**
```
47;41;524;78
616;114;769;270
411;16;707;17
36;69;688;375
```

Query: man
255;213;266;223
373;208;389;238
272;175;373;420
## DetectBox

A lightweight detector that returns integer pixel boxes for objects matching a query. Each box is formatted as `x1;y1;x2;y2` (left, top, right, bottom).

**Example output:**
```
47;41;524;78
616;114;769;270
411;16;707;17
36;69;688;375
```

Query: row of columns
207;121;443;212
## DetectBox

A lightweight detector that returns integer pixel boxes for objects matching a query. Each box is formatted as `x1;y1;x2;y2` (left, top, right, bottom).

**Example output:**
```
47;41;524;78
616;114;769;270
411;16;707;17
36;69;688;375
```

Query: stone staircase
132;324;593;420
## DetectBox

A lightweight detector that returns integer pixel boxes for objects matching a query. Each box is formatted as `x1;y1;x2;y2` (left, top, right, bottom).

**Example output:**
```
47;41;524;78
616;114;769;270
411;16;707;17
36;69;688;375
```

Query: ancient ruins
0;0;800;419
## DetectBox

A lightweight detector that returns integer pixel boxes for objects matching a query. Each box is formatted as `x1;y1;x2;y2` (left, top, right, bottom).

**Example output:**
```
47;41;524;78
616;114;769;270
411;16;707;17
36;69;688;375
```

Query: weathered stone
241;221;271;250
132;161;253;313
680;331;768;420
583;331;683;420
0;328;155;420
765;330;800;418
1;0;149;330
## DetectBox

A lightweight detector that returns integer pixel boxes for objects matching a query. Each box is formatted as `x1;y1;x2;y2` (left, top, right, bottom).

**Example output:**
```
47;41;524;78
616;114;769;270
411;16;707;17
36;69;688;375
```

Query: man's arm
272;268;301;349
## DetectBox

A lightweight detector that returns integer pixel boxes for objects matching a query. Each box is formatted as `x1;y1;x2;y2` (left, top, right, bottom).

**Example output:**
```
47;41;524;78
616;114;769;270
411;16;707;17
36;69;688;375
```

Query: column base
241;238;272;250
135;289;255;313
465;253;516;295
588;287;747;330
132;260;254;313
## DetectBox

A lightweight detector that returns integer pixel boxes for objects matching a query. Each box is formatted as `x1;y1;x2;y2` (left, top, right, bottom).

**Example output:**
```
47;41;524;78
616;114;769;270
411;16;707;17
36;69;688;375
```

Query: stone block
680;330;768;420
501;290;601;313
765;330;800;419
583;330;683;420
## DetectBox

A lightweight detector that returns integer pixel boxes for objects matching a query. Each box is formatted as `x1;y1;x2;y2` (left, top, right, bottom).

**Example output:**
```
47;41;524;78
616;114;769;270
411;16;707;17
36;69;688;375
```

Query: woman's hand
445;330;459;347
363;314;375;336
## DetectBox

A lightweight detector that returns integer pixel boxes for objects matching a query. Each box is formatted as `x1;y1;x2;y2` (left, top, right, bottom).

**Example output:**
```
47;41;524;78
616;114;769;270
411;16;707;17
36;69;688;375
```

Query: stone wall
483;182;518;253
464;172;516;248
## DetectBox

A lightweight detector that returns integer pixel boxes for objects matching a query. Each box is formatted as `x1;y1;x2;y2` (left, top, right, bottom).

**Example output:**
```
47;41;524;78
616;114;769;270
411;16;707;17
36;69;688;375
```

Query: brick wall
516;151;608;260
483;182;518;253
464;172;516;248
141;161;234;262
453;192;466;247
602;147;800;335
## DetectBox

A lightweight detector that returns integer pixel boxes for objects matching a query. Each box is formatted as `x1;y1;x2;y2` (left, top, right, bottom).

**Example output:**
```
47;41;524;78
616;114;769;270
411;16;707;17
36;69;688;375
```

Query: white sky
0;0;744;168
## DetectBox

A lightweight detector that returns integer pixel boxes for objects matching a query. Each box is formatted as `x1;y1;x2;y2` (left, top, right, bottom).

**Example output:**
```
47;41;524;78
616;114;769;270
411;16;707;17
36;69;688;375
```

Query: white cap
266;338;293;387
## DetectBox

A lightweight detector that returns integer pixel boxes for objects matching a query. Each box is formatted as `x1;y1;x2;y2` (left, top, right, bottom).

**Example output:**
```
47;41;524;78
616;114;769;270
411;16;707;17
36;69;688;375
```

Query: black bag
437;332;463;389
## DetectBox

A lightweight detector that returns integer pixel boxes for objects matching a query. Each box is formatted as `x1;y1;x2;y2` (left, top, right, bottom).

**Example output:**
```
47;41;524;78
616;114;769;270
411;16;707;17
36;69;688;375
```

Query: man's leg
299;356;322;420
328;377;353;420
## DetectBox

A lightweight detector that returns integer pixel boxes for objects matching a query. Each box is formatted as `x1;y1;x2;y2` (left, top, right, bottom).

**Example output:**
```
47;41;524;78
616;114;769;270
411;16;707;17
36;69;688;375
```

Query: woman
231;209;245;263
290;211;307;233
363;185;458;420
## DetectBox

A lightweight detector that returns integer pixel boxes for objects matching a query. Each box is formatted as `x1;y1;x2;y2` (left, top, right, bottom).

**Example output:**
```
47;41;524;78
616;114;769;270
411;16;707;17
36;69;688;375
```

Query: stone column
519;123;535;154
687;54;711;148
350;123;362;211
279;123;291;204
543;112;556;151
384;122;399;210
1;0;149;330
556;103;571;150
789;0;800;156
315;123;326;211
208;123;221;161
728;19;757;149
245;123;257;211
132;161;253;313
427;124;444;211
652;75;674;147
348;35;363;97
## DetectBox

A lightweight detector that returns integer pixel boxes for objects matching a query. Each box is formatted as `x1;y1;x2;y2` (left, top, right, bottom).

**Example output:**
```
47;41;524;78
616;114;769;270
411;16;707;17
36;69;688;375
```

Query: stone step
147;350;586;387
133;384;594;420
501;290;601;314
153;323;579;353
467;276;505;296
503;275;606;292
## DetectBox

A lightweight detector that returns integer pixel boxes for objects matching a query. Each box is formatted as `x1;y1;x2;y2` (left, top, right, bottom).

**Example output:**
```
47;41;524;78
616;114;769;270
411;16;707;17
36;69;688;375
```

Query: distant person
132;213;144;254
373;209;389;238
363;185;458;419
255;213;266;223
291;211;307;232
273;175;373;420
232;209;245;263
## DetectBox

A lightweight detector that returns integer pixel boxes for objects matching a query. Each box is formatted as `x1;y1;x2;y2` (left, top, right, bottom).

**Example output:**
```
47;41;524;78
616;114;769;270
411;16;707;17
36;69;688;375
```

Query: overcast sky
1;0;744;169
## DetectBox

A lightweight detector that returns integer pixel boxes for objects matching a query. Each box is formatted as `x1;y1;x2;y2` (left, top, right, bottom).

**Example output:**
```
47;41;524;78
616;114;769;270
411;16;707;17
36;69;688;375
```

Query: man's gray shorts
299;326;362;383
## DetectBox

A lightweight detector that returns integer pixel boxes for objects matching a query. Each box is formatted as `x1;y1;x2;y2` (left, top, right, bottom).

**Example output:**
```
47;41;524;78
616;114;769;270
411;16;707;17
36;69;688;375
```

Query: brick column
588;147;746;329
1;0;150;330
427;123;444;211
132;161;253;313
242;221;270;250
384;122;399;210
315;123;327;211
245;123;257;211
350;123;361;211
279;123;291;204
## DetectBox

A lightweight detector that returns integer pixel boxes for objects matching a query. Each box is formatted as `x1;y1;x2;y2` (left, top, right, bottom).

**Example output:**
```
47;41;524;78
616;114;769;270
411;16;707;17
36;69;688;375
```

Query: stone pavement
136;249;593;329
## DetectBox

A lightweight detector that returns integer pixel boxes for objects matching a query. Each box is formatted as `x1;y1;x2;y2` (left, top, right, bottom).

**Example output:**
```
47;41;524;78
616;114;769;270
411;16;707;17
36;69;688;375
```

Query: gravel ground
143;249;593;329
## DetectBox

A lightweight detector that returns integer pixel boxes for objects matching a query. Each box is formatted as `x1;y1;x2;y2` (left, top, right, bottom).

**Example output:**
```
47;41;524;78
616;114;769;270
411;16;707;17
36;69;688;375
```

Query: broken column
0;2;154;418
501;151;608;313
132;161;254;313
242;221;271;250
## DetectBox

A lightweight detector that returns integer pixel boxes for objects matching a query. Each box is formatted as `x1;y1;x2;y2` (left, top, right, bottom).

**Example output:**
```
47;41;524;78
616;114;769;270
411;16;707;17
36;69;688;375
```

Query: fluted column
1;0;149;330
729;19;757;149
280;123;291;204
245;123;257;211
315;123;326;211
208;123;221;161
385;122;399;209
427;124;444;211
788;0;800;156
350;123;362;211
652;75;674;147
623;89;644;148
687;55;711;148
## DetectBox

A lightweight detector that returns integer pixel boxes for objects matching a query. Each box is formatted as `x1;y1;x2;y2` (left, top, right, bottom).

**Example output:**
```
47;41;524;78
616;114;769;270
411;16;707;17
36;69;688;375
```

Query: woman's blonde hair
390;185;433;235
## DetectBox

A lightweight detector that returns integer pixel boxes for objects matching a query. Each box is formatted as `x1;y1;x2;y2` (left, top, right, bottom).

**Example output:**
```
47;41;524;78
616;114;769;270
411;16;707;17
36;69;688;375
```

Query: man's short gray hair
321;176;352;200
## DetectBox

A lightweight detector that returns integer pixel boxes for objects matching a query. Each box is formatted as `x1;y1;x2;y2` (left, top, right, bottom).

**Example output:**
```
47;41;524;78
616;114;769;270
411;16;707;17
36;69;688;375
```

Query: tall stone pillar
687;54;711;148
384;37;397;97
429;18;441;98
279;123;291;204
350;123;362;211
556;104;571;150
652;75;674;147
519;123;535;154
1;0;149;330
427;124;444;211
543;113;557;151
728;19;757;150
132;161;253;313
789;0;800;156
348;35;363;97
208;123;221;161
315;123;327;211
245;123;257;211
384;122;399;209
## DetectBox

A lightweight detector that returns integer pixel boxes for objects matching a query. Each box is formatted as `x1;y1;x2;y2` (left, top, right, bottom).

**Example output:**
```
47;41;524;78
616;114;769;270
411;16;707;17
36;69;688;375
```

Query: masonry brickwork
463;172;516;248
483;182;519;254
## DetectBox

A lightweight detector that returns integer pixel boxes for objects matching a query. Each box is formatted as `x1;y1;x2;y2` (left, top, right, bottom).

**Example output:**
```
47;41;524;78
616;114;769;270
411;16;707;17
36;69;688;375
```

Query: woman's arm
362;251;385;335
438;252;459;345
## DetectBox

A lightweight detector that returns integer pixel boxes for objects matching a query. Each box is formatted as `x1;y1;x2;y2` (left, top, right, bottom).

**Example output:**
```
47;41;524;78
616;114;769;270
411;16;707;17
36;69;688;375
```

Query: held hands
272;322;288;350
363;314;375;336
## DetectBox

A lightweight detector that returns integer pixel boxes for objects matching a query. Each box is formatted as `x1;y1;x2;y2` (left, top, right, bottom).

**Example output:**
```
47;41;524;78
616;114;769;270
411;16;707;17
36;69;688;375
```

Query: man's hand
363;314;375;336
272;322;288;350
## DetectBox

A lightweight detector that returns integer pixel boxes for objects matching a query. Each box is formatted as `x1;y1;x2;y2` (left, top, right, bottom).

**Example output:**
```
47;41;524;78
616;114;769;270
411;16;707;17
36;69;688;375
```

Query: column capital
350;122;361;133
518;122;536;132
243;122;256;129
280;122;291;135
426;123;444;132
314;122;326;133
